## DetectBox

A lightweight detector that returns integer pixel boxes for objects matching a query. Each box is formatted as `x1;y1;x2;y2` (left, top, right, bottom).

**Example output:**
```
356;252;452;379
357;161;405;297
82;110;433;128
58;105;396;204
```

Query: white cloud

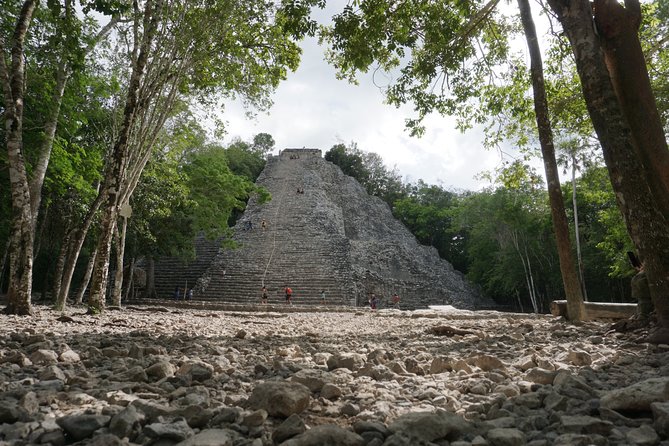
218;34;517;192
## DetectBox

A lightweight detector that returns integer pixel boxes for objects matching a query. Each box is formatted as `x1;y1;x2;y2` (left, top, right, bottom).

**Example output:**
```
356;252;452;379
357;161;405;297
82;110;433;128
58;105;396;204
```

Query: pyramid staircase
152;234;221;300
195;150;356;305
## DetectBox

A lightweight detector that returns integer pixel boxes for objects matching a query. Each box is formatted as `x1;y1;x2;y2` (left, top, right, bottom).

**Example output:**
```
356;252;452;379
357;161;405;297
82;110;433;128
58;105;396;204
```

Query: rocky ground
1;303;668;446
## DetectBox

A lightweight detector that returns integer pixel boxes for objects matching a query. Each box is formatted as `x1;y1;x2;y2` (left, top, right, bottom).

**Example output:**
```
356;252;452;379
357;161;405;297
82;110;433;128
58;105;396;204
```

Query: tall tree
87;0;164;313
546;0;669;341
517;0;585;320
0;0;39;314
1;0;121;314
556;138;598;302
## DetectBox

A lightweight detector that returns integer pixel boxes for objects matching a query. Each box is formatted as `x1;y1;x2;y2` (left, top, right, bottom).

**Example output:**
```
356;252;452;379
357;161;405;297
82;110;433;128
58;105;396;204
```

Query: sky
218;7;524;192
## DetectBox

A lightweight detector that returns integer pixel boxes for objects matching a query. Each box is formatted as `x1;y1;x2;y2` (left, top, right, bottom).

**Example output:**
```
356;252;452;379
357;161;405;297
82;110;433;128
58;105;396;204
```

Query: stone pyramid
195;148;490;309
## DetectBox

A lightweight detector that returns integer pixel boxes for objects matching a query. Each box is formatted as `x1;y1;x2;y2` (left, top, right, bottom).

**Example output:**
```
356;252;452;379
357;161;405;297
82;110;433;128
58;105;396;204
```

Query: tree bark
0;245;8;291
0;0;39;315
571;157;588;302
87;203;118;313
593;0;669;220
29;62;68;224
56;191;104;306
111;215;128;307
124;257;135;301
52;232;71;311
143;256;157;299
518;0;586;321
75;250;97;305
547;0;669;341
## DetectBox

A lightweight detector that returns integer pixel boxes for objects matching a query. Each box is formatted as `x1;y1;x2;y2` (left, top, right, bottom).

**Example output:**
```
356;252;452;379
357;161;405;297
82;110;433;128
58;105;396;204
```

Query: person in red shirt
284;285;293;304
392;293;400;309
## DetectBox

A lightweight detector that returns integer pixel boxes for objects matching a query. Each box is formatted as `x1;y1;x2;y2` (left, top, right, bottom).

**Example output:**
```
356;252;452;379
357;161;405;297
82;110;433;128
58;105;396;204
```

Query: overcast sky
218;8;526;192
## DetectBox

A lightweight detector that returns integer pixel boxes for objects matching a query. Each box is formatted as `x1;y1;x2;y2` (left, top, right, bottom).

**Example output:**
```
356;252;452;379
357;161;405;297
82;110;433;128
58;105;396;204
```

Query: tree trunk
518;0;586;321
124;257;135;302
75;250;97;305
29;62;69;224
52;232;71;311
143;256;157;299
88;205;117;313
510;230;538;313
56;190;104;306
593;0;669;220
571;157;588;301
515;289;524;313
0;245;8;292
0;0;39;315
547;0;669;341
32;202;48;264
525;248;539;313
111;215;128;307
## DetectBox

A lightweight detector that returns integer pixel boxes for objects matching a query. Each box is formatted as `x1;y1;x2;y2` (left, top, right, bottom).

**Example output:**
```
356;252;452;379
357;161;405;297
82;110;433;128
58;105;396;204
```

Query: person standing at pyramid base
392;293;400;309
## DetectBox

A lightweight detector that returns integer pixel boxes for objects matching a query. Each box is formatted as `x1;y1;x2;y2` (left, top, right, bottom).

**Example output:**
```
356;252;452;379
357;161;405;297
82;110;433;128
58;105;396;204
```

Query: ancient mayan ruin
157;148;490;309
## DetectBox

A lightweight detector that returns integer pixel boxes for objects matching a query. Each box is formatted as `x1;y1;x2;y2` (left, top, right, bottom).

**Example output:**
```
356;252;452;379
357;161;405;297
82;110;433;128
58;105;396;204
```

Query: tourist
370;294;379;311
261;286;268;304
392;293;400;309
173;286;180;300
261;219;267;231
284;285;293;304
187;288;193;300
320;290;326;305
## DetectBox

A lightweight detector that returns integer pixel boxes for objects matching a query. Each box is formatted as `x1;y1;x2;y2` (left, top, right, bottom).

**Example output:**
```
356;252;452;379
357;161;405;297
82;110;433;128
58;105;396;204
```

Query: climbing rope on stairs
261;158;291;289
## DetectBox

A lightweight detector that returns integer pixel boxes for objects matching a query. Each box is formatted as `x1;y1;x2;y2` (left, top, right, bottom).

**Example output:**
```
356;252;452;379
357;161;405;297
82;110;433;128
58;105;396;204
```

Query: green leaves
225;138;268;182
173;0;305;109
80;0;131;15
277;0;325;38
393;181;468;271
128;128;272;259
322;0;515;135
324;142;404;205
